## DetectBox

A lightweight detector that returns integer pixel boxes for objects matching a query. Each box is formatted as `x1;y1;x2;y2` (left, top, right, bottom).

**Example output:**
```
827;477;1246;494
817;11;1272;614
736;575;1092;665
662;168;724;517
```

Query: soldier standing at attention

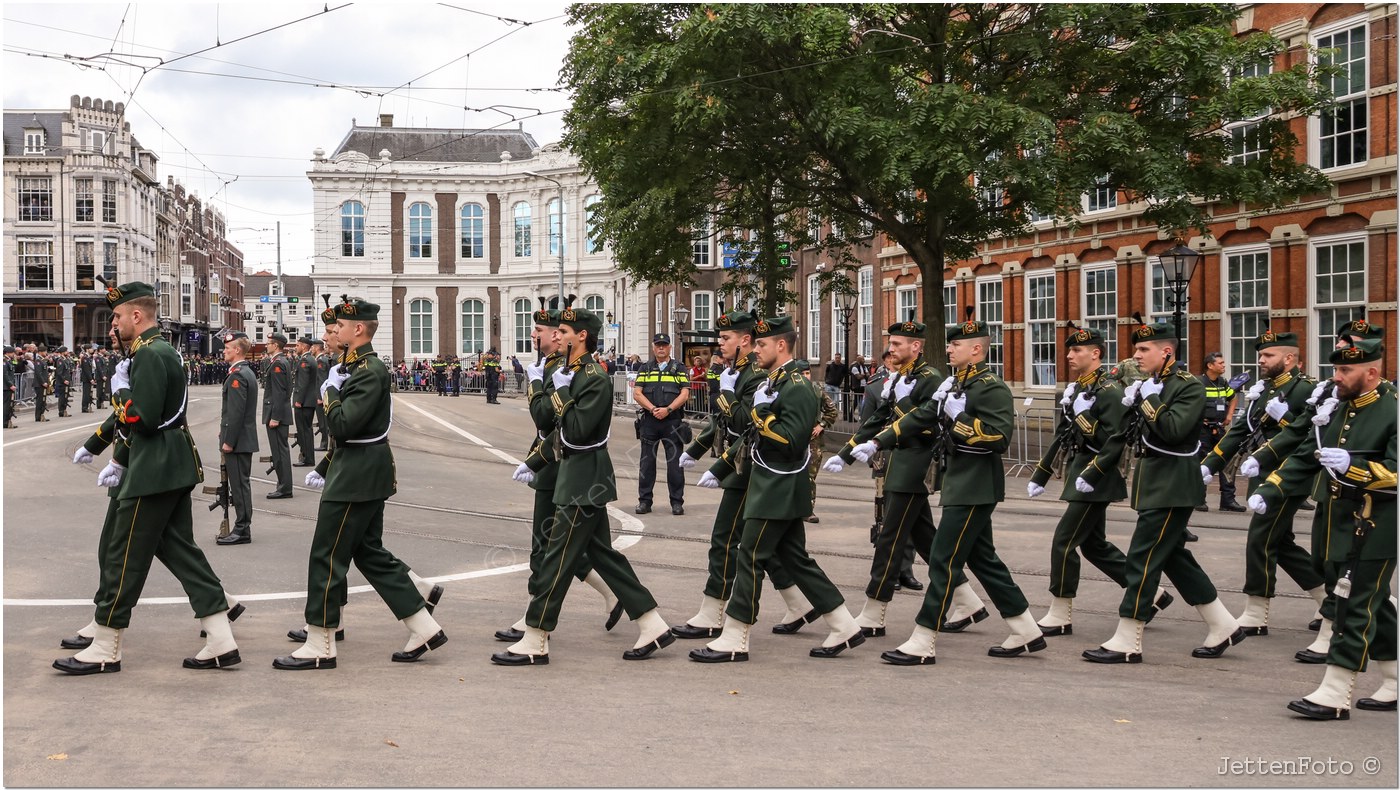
796;359;836;523
1082;317;1243;664
80;345;96;412
3;346;16;428
311;338;329;451
690;316;864;663
492;305;674;665
291;336;318;468
215;331;259;546
633;333;690;515
33;347;50;422
262;333;294;499
54;282;241;675
54;347;72;417
275;298;447;670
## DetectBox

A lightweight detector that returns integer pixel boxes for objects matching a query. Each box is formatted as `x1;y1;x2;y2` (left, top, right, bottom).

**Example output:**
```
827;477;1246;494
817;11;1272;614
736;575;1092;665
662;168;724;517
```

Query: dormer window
89;130;107;153
24;129;45;155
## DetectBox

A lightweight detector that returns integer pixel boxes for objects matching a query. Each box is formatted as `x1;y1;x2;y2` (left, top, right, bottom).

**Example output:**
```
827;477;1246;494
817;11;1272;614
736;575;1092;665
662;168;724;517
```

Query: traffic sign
259;295;299;303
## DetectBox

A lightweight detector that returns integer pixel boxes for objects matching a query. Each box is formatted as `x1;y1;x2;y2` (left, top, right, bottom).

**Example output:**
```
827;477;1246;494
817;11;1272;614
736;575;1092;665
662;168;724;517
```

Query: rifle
1222;373;1306;478
930;367;967;482
203;454;232;538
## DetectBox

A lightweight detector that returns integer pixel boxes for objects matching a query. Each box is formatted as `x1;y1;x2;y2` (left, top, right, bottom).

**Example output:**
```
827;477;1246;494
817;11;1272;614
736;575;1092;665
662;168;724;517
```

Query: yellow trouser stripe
748;520;770;622
105;497;142;627
938;506;978;626
320;502;353;629
876;496;917;595
718;492;747;601
1131;509;1174;621
1056;505;1092;599
539;507;579;624
1257;503;1289;598
1358;559;1390;672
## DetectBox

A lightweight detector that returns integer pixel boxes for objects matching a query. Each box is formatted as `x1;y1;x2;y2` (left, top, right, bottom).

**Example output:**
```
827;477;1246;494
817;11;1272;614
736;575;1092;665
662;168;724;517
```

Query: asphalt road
3;388;1395;787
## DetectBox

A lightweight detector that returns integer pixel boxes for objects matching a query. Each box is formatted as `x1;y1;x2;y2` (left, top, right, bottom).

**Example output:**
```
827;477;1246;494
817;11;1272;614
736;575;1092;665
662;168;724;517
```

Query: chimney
379;114;394;128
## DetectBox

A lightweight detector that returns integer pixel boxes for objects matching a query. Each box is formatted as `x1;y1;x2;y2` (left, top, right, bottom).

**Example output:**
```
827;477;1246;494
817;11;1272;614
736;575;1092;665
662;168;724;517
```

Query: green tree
564;3;1332;369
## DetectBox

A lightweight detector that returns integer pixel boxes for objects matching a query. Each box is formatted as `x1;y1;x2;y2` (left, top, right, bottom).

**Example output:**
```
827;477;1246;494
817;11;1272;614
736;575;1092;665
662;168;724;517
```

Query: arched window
584;194;602;254
513;202;532;257
547;197;564;257
341;201;364;257
584;295;604;314
513;297;533;353
409;202;433;258
410;298;434;355
460;203;484;259
461;299;485;354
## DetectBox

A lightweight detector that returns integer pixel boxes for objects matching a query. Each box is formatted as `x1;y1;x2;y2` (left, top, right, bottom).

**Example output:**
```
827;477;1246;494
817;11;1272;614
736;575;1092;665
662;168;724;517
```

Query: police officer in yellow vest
632;333;690;515
1199;352;1246;512
483;347;502;404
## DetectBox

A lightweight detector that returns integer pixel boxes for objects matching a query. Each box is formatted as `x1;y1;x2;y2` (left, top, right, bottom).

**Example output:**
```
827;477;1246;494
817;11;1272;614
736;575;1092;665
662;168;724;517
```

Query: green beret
268;333;288;346
335;298;380;322
533;296;561;328
221;330;248;343
1253;329;1299;351
298;336;315;345
1336;318;1383;340
558;306;603;338
104;281;156;308
887;319;925;339
1064;323;1104;348
715;309;758;332
753;315;794;338
310;338;324;347
946;317;989;342
795;359;811;371
1329;337;1383;365
1129;313;1175;344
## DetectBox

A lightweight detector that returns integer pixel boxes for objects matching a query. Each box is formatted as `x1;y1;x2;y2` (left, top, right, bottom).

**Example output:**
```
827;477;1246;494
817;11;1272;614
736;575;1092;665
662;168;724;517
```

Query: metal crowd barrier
1006;406;1059;477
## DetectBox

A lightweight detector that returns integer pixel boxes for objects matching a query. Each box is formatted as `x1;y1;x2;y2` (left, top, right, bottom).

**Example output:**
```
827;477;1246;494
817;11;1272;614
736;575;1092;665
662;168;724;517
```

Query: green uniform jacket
523;352;563;489
321;344;395;502
874;364;1012;506
1091;369;1205;511
839;359;946;494
111;328;202;498
698;352;766;491
743;359;816;520
1255;386;1397;562
263;352;293;425
220;360;260;453
293;351;318;407
1031;369;1128;503
550;357;616;507
1201;367;1316;495
686;354;760;460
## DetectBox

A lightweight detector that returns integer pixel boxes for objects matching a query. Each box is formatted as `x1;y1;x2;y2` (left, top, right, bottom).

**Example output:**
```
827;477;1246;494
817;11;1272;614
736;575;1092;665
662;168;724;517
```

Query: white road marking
5;420;105;446
394;396;489;445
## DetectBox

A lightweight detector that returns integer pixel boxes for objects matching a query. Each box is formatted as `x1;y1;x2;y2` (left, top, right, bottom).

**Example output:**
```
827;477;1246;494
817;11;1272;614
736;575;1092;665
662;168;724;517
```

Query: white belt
157;389;188;430
561;428;610;451
344;399;393;444
750;445;811;476
1141;435;1200;457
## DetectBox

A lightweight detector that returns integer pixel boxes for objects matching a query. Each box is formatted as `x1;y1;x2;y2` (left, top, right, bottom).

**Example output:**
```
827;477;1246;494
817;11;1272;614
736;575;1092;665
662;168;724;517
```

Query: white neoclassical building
307;116;649;366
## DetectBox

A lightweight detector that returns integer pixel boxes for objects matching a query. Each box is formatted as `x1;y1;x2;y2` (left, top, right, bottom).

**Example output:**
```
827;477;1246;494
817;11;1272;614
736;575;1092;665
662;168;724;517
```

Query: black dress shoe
689;646;748;662
810;631;865;658
201;603;246;636
272;655;336;670
1287;698;1349;720
287;627;345;643
1039;624;1072;637
60;634;93;650
1308;618;1322;631
1194;504;1209;513
671;505;684;516
1219;500;1247;512
1295;648;1327;664
1298;499;1316;511
1240;625;1269;636
771;609;818;634
392;630;448;662
491;651;548;666
494;627;524;642
989;636;1047;658
623;631;675;660
53;657;120;674
183;649;241;669
635;503;651;514
216;532;250;546
805;515;820;523
605;600;624;631
1082;647;1142;664
1356;696;1398;712
860;626;886;638
425;585;444;614
880;649;934;665
671;623;721;639
1152;592;1174;614
1191;627;1246;658
1183;529;1199;542
266;492;293;500
941;607;990;633
898;574;923;591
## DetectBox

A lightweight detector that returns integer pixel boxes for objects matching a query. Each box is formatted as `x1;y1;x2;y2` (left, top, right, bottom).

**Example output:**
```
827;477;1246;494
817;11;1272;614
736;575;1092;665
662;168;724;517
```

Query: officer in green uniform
215;331;259;546
1028;324;1173;636
1248;337;1396;719
492;305;674;665
1200;329;1323;634
311;338;329;450
32;348;51;422
292;336;318;467
275;298;447;669
866;313;1039;665
54;282;241;675
262;333;294;498
3;346;16;428
689;316;864;662
55;346;73;417
1082;318;1243;664
824;319;988;639
795;359;836;522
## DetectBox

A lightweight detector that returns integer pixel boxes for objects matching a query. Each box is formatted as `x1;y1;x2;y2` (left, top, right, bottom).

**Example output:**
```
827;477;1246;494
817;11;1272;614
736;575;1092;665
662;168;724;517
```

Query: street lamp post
1158;243;1203;365
834;281;857;420
522;170;565;311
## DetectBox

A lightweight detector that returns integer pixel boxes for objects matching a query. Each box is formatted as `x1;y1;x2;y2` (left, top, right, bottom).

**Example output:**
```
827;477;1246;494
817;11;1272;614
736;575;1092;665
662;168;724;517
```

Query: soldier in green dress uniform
1081;318;1243;664
292;336;318;467
795;359;836;522
1199;329;1323;634
54;282;241;675
274;298;448;669
214;331;260;546
492;306;674;665
689;316;864;662
262;333;294;499
312;338;329;450
1247;337;1396;719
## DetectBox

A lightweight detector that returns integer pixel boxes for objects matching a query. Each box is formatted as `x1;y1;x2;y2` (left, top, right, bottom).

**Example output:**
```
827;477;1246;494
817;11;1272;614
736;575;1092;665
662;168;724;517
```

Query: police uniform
216;332;260;546
262;335;294;498
633;334;690;514
292;339;318;466
483;349;502;403
1200;367;1243;510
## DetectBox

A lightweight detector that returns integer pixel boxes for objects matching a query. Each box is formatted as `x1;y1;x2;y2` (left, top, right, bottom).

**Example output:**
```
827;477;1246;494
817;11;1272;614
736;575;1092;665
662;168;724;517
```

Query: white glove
1075;477;1095;494
1239;457;1260;478
1306;381;1328;405
73;447;95;464
942;392;966;421
322;363;349;398
511;463;535;484
880;374;896;400
719;367;740;392
96;460;124;488
678;452;697;469
526;359;545;382
1121;380;1142;406
1200;465;1214;485
305;471;325;489
936;377;955;394
822;455;846;474
110;358;131;392
1072;392;1095;416
1139;377;1164;399
551;368;575;391
1027;481;1045;498
893;376;916;401
1060;382;1078;407
1312;397;1339;426
1244;380;1267;402
1247;494;1268;514
850;440;878;463
1318;447;1352;473
697;471;719;488
1264;396;1289;422
751;386;777;407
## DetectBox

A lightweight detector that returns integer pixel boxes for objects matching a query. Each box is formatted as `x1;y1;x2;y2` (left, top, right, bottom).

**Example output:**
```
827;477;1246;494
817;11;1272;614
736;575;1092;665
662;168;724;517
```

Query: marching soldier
1246;337;1396;719
1027;324;1173;636
492;304;674;665
1200;329;1323;635
262;333;294;499
689;316;864;662
215;331;259;546
1081;317;1242;664
276;298;447;669
312;337;329;450
292;336;318;468
54;282;241;675
824;319;990;641
795;359;836;523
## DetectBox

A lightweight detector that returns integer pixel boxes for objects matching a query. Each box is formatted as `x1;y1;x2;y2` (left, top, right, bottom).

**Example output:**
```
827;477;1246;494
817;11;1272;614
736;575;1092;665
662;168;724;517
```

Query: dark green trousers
702;487;797;601
1328;559;1397;671
529;487;592;595
304;499;422;629
1049;500;1129;598
227;452;253;534
916;504;1028;630
867;491;969;602
293;407;316;465
96;488;228;629
265;423;292;495
526;505;657;631
1244;494;1322;597
1118;507;1218;621
724;517;844;625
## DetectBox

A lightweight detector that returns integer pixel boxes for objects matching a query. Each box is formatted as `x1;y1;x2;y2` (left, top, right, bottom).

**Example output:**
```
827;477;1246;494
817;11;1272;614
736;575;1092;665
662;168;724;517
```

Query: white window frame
807;275;822;360
512;201;532;258
1308;233;1368;378
584;194;603;255
1082;176;1117;214
409;298;435;355
1147;259;1189;364
692;217;712;267
460;298;485;354
666;291;676;339
17;238;54;290
691;291;712;332
895;285;918;325
513;298;533;355
341;201;365;258
546;197;564;258
857;266;874;359
23;129;45;154
1025;271;1057;389
976;275;1005;378
1081;264;1118;363
408;202;433;259
1310;16;1369;172
943;283;958;327
654;294;663;333
459;202;485;260
1220;244;1271;377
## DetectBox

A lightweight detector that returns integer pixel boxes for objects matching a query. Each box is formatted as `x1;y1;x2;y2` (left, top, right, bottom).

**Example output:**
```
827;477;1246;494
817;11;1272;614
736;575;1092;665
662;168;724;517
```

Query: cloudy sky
4;1;575;276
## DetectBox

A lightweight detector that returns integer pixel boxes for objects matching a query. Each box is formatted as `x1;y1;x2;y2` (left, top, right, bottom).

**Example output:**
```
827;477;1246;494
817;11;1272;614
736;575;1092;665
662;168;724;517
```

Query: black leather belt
1328;479;1397;503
